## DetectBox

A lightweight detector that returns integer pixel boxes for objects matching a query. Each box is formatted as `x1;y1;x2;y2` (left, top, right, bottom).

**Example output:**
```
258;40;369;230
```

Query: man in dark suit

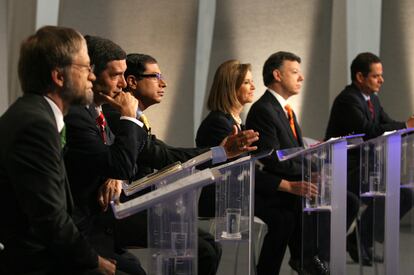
0;26;115;274
246;51;325;275
64;36;147;274
103;53;260;275
325;52;414;264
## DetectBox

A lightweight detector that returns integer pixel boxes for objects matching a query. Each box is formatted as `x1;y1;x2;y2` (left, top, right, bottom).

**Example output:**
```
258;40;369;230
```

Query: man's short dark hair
262;51;301;86
84;35;126;77
350;52;381;82
125;53;158;80
18;25;84;95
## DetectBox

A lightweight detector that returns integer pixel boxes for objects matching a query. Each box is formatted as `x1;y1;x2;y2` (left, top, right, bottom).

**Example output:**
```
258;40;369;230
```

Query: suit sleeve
103;105;209;170
138;136;209;170
8;119;98;269
376;96;406;132
196;115;232;147
332;94;405;140
246;103;302;183
65;107;146;180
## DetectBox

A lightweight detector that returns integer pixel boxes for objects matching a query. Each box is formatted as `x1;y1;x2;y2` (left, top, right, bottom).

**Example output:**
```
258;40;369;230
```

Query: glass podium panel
302;145;332;211
360;142;386;197
111;169;219;275
353;130;413;275
214;160;251;242
146;149;226;275
277;137;350;274
148;169;197;275
211;151;272;275
400;132;414;274
113;148;227;275
148;189;198;275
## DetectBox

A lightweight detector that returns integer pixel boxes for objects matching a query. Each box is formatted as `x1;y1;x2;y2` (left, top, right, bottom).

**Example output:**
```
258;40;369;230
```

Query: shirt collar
136;107;144;119
43;96;64;132
86;103;102;119
267;88;289;116
360;92;370;101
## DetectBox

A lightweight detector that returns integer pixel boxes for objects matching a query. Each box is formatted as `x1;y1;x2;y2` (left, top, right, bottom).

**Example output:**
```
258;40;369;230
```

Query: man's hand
278;179;318;197
98;90;138;118
97;179;123;212
97;255;116;275
406;115;414;128
220;125;259;158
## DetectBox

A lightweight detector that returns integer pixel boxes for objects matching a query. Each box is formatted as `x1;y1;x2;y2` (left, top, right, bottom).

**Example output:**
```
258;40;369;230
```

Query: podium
277;135;362;274
400;130;414;273
113;147;226;275
112;169;219;275
210;151;272;275
353;129;414;274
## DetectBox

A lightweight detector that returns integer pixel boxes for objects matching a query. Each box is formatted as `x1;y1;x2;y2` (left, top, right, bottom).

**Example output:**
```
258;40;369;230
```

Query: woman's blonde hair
207;59;251;113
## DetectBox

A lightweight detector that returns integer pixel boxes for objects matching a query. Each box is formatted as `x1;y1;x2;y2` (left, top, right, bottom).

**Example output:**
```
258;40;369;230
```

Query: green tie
60;125;66;149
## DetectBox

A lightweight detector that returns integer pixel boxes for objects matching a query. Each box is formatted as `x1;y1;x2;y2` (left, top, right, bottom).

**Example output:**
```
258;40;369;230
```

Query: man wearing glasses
103;53;260;275
0;26;116;274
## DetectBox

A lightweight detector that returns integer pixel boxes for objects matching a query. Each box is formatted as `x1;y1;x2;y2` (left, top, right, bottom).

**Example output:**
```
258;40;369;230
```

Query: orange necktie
284;104;298;140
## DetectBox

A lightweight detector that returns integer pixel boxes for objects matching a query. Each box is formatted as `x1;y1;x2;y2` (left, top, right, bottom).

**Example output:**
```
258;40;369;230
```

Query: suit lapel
353;88;373;121
39;95;75;212
292;112;303;146
265;91;301;146
85;106;115;144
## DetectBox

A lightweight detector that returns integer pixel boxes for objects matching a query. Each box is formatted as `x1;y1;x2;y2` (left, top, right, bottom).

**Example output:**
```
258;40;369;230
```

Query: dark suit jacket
102;104;208;247
103;104;208;179
196;110;283;216
64;105;146;215
0;94;98;273
246;90;303;208
325;83;406;194
325;83;405;141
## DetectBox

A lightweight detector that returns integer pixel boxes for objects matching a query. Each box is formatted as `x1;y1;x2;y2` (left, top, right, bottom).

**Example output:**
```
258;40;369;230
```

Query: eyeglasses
70;63;95;74
139;73;165;82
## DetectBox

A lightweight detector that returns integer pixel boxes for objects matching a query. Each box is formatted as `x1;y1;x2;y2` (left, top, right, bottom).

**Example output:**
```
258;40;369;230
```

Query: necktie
139;114;151;130
96;111;107;144
60;125;66;149
367;99;375;120
284;104;298;140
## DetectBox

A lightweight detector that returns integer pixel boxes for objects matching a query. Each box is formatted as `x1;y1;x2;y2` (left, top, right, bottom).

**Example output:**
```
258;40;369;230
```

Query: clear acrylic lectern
211;150;272;275
277;135;362;274
355;129;414;274
113;147;227;275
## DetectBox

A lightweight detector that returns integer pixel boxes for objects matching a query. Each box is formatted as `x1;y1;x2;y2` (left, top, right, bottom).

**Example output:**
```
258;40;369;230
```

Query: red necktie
96;111;107;144
284;104;298;140
367;99;375;120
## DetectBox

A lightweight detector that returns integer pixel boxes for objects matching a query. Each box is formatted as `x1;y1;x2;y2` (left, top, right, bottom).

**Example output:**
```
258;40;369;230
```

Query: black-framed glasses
71;63;95;74
139;73;165;82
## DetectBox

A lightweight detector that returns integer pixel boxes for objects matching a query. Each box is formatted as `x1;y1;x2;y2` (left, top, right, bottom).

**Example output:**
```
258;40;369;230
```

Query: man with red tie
246;51;325;275
325;52;414;265
64;35;147;274
325;52;414;140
